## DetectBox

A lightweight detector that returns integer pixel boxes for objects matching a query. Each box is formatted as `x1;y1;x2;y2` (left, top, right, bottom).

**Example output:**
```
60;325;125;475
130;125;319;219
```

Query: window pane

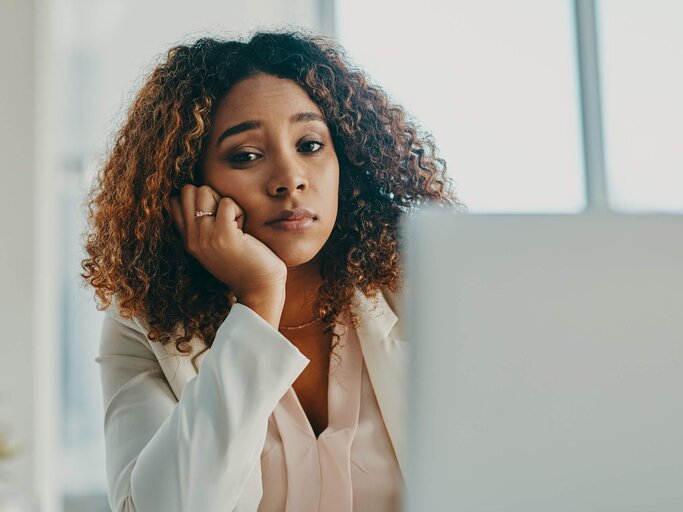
599;0;683;212
336;0;585;213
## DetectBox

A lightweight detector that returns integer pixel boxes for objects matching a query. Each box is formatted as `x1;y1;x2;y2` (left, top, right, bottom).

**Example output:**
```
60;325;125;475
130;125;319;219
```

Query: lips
266;207;317;224
266;207;317;232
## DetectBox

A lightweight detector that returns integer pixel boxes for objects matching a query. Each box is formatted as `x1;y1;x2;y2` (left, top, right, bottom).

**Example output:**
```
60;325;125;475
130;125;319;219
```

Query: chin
255;225;332;268
278;249;322;268
261;237;320;267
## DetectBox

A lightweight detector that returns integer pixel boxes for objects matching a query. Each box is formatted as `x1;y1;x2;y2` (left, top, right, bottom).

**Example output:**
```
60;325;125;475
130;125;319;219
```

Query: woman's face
201;72;340;267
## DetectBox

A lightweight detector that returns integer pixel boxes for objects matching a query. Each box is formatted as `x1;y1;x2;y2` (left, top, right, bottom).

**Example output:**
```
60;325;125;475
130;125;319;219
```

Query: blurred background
0;0;681;510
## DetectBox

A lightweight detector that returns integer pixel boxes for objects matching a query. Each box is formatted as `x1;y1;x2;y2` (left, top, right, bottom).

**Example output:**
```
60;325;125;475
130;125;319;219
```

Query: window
336;0;586;213
599;0;683;212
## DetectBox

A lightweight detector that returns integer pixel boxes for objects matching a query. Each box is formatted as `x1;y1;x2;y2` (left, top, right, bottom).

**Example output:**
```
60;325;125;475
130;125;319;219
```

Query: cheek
320;160;340;204
202;171;253;205
314;175;339;224
330;172;340;213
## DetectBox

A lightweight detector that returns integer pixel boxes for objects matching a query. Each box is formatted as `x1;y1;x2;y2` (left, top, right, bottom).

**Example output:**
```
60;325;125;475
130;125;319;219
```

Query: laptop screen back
404;210;683;512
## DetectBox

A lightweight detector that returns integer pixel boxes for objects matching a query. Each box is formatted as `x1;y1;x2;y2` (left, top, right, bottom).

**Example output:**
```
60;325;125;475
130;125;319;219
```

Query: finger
216;196;246;234
195;185;221;217
169;196;186;236
195;186;222;245
180;184;198;245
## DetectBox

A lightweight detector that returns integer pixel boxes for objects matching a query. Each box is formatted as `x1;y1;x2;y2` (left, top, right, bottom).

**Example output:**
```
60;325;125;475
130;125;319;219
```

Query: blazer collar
352;288;407;479
352;287;399;341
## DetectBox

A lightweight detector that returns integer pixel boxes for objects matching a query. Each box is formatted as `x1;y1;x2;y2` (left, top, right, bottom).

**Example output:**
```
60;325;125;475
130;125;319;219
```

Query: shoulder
101;297;229;363
101;297;155;354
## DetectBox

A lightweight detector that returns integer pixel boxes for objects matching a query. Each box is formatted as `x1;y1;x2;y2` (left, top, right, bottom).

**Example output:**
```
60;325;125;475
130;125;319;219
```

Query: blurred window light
336;0;586;213
598;0;683;213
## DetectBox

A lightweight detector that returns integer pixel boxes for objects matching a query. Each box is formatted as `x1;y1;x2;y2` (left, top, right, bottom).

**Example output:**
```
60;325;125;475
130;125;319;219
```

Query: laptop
403;208;683;511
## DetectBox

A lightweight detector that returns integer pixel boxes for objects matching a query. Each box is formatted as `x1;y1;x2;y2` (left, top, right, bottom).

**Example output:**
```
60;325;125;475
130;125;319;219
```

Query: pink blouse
258;319;404;511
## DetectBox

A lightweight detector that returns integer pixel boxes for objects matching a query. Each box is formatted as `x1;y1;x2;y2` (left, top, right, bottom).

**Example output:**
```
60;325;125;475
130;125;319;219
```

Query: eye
298;140;325;153
230;151;261;164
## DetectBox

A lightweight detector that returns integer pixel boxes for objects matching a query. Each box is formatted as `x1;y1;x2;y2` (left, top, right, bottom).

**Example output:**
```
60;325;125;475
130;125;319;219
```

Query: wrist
238;286;286;329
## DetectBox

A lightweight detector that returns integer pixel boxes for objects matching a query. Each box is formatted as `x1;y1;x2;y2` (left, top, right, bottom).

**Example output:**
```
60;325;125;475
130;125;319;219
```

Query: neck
280;257;324;329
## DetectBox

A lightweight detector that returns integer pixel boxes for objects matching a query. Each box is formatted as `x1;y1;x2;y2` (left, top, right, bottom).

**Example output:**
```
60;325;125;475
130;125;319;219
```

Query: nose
267;153;309;197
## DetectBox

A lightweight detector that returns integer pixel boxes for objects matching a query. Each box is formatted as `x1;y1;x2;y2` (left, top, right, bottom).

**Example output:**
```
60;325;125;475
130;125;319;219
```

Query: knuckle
221;199;238;213
213;233;229;249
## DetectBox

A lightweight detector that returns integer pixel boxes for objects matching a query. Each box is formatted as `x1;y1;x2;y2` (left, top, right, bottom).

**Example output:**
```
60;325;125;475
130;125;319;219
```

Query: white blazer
97;287;407;512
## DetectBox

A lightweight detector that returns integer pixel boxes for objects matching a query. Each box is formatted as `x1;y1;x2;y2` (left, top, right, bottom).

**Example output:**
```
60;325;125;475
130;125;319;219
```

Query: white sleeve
96;303;310;512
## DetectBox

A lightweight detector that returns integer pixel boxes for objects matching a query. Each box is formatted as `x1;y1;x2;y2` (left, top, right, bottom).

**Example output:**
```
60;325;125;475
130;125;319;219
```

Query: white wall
0;0;37;501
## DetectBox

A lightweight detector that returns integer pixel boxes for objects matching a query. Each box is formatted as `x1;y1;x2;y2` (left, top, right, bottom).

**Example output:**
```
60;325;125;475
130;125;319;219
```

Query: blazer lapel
352;288;408;479
146;287;408;479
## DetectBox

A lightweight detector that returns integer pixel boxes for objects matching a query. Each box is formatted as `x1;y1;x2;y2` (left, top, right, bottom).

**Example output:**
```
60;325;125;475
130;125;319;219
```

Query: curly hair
82;29;463;354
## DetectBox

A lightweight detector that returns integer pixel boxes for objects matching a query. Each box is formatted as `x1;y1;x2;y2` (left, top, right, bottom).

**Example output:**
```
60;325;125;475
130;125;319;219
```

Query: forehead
215;73;323;122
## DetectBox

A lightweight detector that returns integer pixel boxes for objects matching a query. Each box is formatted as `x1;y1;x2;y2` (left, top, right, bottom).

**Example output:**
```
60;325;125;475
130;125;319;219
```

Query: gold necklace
278;316;323;331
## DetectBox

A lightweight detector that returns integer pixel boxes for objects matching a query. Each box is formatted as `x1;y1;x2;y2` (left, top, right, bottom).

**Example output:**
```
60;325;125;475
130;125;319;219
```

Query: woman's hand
170;185;287;327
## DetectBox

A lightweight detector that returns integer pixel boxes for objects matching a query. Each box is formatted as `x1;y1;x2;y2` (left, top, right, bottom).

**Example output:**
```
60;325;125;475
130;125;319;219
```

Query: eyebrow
216;111;327;147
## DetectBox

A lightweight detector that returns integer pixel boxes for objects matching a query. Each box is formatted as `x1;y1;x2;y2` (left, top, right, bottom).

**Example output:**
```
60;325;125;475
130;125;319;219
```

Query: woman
83;30;460;512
